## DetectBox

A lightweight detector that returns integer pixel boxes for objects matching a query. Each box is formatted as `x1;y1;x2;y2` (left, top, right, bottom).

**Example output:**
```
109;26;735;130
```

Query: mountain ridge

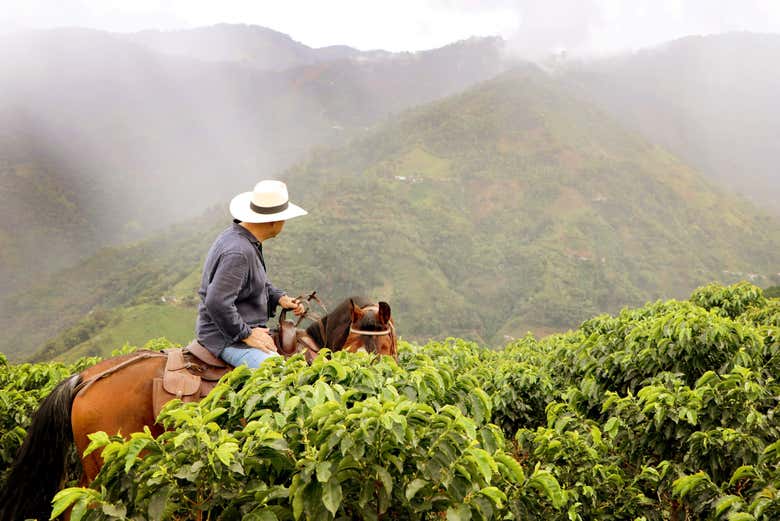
124;24;501;71
0;26;508;294
5;67;779;362
125;23;375;71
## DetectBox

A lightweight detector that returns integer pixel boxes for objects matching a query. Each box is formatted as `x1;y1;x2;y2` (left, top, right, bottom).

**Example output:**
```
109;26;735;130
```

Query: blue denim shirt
196;223;285;357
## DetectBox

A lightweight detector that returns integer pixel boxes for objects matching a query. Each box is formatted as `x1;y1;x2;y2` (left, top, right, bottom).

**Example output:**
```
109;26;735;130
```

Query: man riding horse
0;181;400;521
196;179;307;368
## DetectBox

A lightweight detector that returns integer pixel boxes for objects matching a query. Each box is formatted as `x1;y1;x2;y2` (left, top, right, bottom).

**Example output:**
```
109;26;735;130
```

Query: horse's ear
377;301;391;325
350;299;364;323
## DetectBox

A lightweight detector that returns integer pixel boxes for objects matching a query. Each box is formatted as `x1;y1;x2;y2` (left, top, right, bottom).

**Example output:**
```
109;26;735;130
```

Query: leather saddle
152;340;233;418
152;319;321;418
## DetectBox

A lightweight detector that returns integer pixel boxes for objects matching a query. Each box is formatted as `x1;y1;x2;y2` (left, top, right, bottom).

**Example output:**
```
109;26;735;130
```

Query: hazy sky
3;0;780;54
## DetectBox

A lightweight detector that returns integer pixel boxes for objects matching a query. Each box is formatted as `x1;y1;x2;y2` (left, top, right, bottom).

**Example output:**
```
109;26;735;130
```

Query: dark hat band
250;200;289;214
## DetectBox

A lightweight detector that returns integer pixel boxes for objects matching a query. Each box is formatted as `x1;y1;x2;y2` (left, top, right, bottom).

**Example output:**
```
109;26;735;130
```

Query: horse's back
71;351;167;481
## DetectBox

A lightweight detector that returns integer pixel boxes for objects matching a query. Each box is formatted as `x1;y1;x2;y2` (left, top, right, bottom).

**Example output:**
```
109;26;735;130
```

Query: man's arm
266;281;285;317
204;252;252;343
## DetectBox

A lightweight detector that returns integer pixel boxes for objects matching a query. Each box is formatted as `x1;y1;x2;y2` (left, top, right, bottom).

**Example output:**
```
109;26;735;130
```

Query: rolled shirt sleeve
203;252;252;343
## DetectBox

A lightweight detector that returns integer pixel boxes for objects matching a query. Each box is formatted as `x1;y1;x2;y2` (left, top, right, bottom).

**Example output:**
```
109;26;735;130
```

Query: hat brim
229;191;308;223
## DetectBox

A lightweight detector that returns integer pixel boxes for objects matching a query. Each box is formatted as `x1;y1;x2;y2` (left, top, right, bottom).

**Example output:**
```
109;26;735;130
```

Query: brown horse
0;297;396;521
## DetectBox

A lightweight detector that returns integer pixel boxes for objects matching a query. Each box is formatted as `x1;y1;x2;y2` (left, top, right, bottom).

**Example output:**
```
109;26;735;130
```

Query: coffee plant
1;282;779;519
0;353;99;487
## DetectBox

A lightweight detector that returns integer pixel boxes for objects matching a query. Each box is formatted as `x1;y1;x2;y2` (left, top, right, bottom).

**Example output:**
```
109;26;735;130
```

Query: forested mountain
563;32;780;215
5;68;779;362
125;24;390;71
0;27;507;294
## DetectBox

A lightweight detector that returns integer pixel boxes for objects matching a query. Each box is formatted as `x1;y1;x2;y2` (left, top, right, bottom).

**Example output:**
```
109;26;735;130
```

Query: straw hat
229;180;308;223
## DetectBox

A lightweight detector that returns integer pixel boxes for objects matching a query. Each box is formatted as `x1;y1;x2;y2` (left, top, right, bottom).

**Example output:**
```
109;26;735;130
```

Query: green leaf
173;431;191;448
673;471;712;498
405;478;428;501
244;510;279;521
729;466;757;487
148;485;171;521
316;461;333;483
446;504;472;521
469;448;495;483
590;425;603;447
244;394;263;418
495;453;525;483
323;478;343;516
202;406;227;424
469;388;490;424
528;468;565;508
727;513;756;521
173;461;205;481
83;431;110;457
70;498;89;521
292;481;305;520
229;460;245;475
714;495;744;517
603;417;619;437
480;486;506;507
50;488;95;519
124;437;149;473
374;465;393;497
215;441;239;466
101;502;127;518
283;395;301;414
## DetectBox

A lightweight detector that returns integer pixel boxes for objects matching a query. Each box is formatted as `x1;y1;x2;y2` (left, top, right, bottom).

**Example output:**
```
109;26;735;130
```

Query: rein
292;291;328;327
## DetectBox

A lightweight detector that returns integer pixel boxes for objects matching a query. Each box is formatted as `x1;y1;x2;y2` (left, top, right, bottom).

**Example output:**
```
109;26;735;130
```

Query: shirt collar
232;221;261;245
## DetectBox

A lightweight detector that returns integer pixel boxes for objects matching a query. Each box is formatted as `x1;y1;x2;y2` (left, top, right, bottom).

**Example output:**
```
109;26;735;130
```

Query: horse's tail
0;374;81;521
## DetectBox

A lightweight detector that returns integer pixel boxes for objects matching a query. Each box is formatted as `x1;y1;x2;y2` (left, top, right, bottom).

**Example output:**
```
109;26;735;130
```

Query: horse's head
343;300;398;359
303;296;398;361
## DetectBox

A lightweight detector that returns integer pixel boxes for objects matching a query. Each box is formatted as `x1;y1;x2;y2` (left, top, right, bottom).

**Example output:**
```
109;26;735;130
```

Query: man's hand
279;295;306;316
242;327;277;353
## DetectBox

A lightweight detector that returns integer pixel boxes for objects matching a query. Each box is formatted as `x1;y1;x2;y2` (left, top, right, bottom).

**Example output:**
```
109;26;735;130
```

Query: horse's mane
306;296;374;350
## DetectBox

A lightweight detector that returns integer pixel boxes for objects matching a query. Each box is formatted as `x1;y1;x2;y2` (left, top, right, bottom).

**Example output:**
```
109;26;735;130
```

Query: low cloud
2;0;780;54
436;0;780;58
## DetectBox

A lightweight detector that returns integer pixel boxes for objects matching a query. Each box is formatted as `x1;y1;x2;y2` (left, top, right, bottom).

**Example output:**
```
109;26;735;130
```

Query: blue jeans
221;346;279;368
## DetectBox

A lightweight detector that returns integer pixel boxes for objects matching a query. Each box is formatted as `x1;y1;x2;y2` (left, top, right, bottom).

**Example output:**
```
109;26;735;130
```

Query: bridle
347;304;397;357
290;296;397;359
349;323;395;336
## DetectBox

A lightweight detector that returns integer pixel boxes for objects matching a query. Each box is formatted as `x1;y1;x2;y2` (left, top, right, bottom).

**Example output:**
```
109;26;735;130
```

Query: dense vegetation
2;282;780;519
0;353;99;485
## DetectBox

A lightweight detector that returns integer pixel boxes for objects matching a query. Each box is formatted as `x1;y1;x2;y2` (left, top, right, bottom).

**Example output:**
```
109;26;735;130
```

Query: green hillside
3;67;780;362
0;211;221;361
271;67;780;341
44;304;194;361
0;28;507;298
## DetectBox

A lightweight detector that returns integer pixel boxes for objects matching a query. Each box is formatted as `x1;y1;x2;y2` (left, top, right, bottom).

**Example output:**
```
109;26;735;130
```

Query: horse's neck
307;315;349;351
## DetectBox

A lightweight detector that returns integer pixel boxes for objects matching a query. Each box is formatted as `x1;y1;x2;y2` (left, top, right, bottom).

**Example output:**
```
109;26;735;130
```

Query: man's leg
221;346;279;368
